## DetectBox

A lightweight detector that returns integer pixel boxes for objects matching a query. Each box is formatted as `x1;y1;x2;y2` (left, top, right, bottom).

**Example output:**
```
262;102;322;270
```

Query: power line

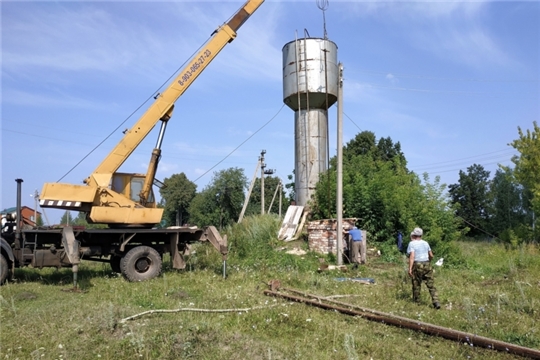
54;35;213;182
192;104;285;183
1;128;256;168
5;107;519;186
359;82;538;97
412;159;514;178
413;148;516;168
356;70;539;83
413;153;517;172
341;112;519;175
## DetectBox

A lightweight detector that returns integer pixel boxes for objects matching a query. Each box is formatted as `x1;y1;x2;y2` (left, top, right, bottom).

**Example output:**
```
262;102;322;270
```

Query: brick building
1;206;41;227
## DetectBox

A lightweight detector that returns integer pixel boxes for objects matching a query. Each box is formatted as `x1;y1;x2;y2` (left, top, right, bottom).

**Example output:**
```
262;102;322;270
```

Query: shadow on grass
12;265;114;290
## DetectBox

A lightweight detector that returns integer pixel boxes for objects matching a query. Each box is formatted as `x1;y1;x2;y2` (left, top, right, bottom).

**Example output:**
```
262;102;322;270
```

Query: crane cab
111;173;156;208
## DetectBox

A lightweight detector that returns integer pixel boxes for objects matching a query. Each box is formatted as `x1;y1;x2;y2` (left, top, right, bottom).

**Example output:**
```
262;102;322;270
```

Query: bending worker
348;226;365;268
406;227;440;309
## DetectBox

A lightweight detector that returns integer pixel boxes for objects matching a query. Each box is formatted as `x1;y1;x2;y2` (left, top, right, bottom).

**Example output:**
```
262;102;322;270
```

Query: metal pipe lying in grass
264;286;540;359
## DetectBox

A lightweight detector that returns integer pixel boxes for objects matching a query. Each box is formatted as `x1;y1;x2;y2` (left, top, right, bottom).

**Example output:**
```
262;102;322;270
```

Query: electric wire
360;83;537;97
192;104;286;184
54;34;214;183
341;111;517;176
2;127;257;166
357;70;539;83
457;215;500;241
413;148;517;168
5;111;517;183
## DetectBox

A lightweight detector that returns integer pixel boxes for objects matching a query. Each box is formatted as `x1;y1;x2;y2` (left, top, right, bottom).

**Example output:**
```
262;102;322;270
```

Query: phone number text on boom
178;49;212;87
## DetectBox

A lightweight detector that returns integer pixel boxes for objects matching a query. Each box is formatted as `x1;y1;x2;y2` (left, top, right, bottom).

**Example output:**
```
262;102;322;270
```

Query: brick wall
307;218;357;255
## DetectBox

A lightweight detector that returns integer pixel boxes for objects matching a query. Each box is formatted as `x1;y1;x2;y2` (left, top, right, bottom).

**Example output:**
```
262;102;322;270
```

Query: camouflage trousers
412;262;438;303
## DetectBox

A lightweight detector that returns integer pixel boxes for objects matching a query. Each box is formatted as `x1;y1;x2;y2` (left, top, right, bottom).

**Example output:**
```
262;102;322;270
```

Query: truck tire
110;255;122;273
120;246;162;282
0;254;9;285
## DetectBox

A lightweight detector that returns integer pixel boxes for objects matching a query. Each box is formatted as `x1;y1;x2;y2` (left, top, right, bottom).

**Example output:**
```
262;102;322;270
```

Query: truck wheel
110;255;122;273
0;254;9;285
120;246;162;282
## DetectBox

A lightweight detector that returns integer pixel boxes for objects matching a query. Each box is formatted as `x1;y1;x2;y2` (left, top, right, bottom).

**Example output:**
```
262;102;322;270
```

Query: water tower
282;37;339;206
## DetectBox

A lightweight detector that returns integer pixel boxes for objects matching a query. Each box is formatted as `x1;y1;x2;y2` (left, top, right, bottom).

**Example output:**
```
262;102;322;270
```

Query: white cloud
211;3;284;82
194;168;207;176
3;7;135;73
438;28;512;67
3;89;104;110
156;161;180;174
172;141;245;158
386;73;398;85
338;1;513;69
342;1;486;20
2;2;276;81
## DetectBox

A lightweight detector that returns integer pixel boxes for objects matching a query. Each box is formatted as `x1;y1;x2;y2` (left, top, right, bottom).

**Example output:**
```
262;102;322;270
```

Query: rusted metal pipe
264;288;540;359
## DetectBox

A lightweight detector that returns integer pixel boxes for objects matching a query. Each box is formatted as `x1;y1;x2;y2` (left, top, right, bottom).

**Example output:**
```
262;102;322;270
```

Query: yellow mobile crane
0;0;264;285
40;0;264;227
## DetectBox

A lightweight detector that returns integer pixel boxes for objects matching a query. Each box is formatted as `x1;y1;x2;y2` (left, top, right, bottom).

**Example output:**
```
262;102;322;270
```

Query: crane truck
0;0;264;286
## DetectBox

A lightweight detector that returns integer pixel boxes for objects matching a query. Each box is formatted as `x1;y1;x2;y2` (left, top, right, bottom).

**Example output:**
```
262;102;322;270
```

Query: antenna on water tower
317;0;329;39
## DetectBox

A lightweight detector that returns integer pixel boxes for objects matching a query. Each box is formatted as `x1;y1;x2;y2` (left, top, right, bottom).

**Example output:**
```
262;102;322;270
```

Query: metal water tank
282;37;339;206
283;38;338;111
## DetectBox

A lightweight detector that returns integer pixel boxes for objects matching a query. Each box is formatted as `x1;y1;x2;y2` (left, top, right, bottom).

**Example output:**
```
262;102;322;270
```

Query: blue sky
1;0;539;224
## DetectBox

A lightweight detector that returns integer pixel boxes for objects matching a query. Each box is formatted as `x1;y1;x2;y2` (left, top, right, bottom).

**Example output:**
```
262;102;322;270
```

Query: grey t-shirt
407;240;431;262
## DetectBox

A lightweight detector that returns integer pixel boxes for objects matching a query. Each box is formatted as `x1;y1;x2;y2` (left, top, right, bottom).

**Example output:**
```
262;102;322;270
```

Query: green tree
36;214;44;226
71;212;107;229
159;173;197;227
59;211;73;225
284;171;296;203
245;176;288;216
448;164;491;237
312;132;460;258
72;212;87;226
343;131;377;160
343;131;406;167
189;167;247;229
488;168;527;236
509;121;540;215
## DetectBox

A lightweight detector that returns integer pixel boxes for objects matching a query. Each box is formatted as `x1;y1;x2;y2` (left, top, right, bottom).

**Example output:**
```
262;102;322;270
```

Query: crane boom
40;0;264;226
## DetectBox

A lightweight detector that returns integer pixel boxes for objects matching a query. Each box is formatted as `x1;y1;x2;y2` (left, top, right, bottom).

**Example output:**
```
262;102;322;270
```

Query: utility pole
238;155;261;223
260;150;266;214
267;179;281;214
279;181;282;218
33;189;38;226
336;63;344;266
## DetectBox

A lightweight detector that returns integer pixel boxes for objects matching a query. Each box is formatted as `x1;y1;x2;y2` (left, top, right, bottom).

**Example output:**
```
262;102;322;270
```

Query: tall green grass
1;216;539;359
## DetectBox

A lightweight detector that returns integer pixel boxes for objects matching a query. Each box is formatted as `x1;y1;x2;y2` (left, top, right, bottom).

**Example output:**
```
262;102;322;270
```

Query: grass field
1;237;539;360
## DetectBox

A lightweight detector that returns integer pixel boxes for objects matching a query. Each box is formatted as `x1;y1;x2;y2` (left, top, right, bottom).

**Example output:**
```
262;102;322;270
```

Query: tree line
66;121;538;251
312;122;539;250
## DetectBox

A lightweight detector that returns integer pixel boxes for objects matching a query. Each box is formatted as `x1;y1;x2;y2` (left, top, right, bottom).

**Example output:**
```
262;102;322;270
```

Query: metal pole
267;180;280;214
15;179;23;249
34;190;38;226
336;63;344;266
264;288;540;360
260;150;266;215
279;182;282;218
238;157;261;223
